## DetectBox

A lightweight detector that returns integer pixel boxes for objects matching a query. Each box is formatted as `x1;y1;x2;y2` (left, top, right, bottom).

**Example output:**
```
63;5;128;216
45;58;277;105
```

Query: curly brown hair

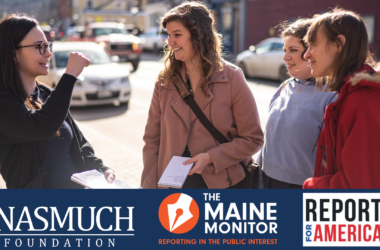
158;1;223;92
279;18;313;49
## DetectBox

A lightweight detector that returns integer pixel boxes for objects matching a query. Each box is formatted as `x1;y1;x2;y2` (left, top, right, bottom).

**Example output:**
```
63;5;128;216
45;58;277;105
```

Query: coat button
222;77;225;80
208;94;210;98
320;146;323;149
227;177;231;181
333;120;337;123
333;107;337;110
174;101;177;105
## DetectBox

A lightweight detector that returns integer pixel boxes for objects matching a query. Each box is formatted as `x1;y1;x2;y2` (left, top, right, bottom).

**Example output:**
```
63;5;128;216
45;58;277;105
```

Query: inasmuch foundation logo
158;193;199;234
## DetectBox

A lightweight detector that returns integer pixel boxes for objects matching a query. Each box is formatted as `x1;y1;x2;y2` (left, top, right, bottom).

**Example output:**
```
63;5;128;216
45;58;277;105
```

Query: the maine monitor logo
158;193;199;234
303;193;380;247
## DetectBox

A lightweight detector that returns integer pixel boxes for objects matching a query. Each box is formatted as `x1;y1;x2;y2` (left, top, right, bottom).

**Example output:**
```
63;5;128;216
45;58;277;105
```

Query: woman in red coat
302;8;380;189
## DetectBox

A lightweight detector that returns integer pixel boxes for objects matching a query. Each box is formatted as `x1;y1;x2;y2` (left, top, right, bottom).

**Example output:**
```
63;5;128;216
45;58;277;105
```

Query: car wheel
239;62;249;77
279;65;289;83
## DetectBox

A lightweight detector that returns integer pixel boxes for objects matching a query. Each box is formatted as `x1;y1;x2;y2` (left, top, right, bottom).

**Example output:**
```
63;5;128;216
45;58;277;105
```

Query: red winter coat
303;65;380;189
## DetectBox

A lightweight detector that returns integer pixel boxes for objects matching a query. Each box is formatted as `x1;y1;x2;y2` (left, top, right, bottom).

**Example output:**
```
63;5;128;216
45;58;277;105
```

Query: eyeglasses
16;42;53;55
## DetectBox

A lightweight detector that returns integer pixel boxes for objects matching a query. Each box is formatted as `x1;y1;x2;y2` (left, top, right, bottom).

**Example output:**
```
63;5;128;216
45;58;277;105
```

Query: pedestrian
141;1;264;189
303;8;380;189
257;18;337;189
0;14;115;189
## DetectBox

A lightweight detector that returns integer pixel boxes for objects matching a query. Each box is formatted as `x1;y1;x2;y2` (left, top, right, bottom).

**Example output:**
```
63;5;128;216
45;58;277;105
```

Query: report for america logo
303;193;380;247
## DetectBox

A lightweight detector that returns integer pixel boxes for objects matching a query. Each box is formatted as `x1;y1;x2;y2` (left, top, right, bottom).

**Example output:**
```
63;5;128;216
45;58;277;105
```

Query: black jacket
0;74;110;188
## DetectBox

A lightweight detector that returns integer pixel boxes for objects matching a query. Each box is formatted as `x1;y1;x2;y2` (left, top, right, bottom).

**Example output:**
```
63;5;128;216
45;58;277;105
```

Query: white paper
158;156;193;188
71;170;141;189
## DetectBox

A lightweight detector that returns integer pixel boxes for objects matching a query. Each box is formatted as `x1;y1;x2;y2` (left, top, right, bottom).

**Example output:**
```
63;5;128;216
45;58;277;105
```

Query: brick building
245;0;379;58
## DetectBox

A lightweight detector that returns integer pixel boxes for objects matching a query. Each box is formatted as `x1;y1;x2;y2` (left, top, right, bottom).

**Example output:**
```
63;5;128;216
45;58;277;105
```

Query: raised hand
65;52;91;78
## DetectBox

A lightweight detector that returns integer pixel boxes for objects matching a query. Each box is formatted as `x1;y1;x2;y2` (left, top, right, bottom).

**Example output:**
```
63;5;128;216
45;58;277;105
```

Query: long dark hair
305;8;375;92
0;14;59;136
0;14;38;103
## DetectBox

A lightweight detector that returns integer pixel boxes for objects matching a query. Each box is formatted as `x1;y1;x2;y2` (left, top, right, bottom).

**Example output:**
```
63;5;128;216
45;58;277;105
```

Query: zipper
208;83;232;187
320;159;324;176
329;118;337;174
171;105;190;156
226;168;232;187
209;84;219;146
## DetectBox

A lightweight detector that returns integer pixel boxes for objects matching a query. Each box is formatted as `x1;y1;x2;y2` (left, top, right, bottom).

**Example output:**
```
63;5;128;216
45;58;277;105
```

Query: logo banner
0;190;378;249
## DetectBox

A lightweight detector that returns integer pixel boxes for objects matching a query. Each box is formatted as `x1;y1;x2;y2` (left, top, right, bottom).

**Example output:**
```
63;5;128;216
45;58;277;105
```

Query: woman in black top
0;14;115;188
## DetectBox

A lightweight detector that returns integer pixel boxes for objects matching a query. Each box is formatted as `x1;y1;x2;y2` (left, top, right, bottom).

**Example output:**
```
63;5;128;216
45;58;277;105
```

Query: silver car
37;42;131;107
236;37;288;82
140;27;168;53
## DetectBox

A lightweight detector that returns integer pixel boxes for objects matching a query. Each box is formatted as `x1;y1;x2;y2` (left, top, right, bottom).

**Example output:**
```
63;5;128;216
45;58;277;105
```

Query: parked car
37;42;131;107
236;37;288;82
82;22;142;71
66;26;85;41
140;27;168;53
124;24;143;36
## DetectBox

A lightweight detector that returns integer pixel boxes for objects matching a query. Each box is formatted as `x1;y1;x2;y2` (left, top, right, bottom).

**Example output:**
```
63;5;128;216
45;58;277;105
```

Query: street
0;53;280;188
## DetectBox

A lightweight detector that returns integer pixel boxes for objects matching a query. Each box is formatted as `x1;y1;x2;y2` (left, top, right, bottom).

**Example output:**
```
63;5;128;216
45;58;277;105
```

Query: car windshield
93;28;128;37
55;49;111;68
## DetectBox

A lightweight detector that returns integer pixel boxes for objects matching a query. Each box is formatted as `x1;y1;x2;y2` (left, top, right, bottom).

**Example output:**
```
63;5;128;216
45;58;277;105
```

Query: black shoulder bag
172;76;259;189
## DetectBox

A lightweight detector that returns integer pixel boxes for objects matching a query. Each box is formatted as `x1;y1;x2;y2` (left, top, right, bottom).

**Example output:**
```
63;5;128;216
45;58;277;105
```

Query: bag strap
172;75;250;176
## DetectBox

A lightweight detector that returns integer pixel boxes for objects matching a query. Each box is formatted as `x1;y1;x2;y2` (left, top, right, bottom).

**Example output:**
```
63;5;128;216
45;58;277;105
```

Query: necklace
185;74;194;95
295;77;314;93
297;83;304;93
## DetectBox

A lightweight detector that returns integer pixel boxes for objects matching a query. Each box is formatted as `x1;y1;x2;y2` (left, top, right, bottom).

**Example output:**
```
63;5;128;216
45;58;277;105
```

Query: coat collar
162;60;228;90
347;64;379;86
168;62;227;129
338;64;378;101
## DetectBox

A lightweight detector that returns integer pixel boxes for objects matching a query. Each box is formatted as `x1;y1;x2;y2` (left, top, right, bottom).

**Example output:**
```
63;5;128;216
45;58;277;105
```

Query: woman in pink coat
141;2;264;189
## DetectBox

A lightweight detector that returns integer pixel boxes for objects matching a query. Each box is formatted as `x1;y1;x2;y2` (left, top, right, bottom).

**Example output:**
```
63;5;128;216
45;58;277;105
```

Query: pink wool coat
141;61;264;189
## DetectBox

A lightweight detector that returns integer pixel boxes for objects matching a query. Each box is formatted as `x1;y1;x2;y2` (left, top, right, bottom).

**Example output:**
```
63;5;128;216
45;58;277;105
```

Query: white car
37;42;131;106
236;37;288;82
140;27;168;53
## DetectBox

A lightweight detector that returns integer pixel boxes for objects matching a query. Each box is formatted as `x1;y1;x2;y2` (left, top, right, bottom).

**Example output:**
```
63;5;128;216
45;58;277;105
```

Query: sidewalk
74;121;144;187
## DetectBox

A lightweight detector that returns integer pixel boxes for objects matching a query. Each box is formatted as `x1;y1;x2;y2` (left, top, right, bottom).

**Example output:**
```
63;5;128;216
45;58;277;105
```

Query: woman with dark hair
0;14;115;188
141;1;264;189
257;18;337;189
303;8;380;189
